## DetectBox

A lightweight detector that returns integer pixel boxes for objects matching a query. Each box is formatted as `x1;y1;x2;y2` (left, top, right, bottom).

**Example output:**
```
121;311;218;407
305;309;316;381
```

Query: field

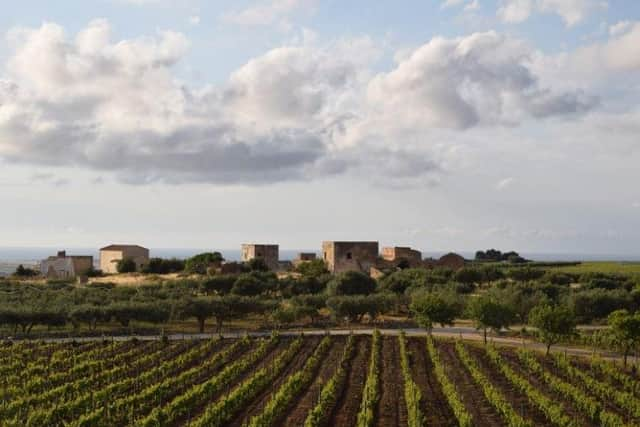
1;333;639;427
548;261;640;276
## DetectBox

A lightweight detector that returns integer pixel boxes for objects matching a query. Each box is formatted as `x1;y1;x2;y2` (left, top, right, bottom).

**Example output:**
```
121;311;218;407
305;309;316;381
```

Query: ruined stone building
423;252;466;270
292;252;317;268
241;244;279;270
381;246;422;267
100;244;150;274
322;241;379;274
40;251;93;279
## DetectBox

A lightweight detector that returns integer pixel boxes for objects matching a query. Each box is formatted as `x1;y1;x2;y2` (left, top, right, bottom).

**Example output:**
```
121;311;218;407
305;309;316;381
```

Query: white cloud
464;0;481;12
609;21;632;36
0;22;602;187
496;177;514;190
498;0;606;26
222;0;316;28
189;15;201;25
441;0;466;8
365;31;595;131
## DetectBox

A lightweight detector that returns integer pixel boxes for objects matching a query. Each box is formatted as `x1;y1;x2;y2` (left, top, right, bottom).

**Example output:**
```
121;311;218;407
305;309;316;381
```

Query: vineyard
1;332;639;427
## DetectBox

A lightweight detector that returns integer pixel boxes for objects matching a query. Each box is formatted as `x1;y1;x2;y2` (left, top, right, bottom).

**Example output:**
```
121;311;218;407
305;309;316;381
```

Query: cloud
0;22;599;187
188;15;201;25
365;31;596;130
496;177;514;190
609;21;632;37
464;0;481;12
222;0;316;28
498;0;606;26
441;0;466;8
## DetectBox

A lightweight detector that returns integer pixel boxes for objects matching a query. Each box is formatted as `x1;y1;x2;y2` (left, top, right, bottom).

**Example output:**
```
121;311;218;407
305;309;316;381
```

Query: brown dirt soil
274;336;346;427
498;348;597;427
437;340;506;427
374;336;407;427
226;336;322;427
465;344;549;425
406;337;457;427
327;335;370;427
177;337;293;427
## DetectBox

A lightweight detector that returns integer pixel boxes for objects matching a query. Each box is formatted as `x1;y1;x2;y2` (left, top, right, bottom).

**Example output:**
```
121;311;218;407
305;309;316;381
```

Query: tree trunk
546;342;552;356
483;328;487;345
198;318;205;334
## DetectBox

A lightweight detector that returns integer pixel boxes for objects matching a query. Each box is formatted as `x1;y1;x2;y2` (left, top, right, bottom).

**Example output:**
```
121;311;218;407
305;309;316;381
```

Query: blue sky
0;0;639;256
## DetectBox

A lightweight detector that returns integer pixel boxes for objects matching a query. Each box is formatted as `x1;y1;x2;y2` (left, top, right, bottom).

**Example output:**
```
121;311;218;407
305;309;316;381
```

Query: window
346;252;352;260
324;252;327;260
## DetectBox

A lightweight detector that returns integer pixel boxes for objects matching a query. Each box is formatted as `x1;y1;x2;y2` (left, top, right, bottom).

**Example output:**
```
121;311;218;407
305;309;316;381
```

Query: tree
180;297;215;333
508;267;545;283
69;305;107;330
528;304;576;356
326;294;392;324
185;252;225;274
327;271;377;296
116;258;137;274
379;269;428;294
454;268;483;285
201;275;237;295
295;259;329;278
13;264;39;278
468;296;516;344
246;258;269;272
142;258;185;274
607;309;640;367
231;274;264;296
410;292;462;334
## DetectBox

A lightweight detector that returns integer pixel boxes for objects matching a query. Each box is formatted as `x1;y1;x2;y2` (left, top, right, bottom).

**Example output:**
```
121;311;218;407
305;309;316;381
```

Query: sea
1;247;639;277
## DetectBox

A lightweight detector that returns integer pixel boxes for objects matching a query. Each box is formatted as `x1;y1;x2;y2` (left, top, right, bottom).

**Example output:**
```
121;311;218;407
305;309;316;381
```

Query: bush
327;271;377;296
185;252;224;274
116;258;137;273
142;258;185;274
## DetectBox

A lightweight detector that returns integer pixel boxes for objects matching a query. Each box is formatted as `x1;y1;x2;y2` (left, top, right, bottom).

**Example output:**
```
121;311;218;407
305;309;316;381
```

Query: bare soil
374;336;407;427
328;335;370;427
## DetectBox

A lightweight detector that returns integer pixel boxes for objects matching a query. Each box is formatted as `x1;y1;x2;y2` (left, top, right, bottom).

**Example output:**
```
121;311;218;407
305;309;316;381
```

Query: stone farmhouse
40;251;93;279
241;244;279;271
100;244;150;274
322;241;379;274
381;246;423;268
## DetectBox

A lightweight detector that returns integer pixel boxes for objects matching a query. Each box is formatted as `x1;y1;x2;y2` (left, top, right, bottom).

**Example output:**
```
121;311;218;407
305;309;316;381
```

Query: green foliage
184;252;225;274
13;264;39;277
327;271;377;296
379;269;428;294
141;257;185;274
295;259;329;278
398;332;424;427
304;335;356;427
468;295;516;343
201;274;237;295
327;294;393;324
356;330;381;427
409;291;462;333
607;309;640;366
456;341;532;427
528;304;576;355
116;257;137;273
569;288;632;323
426;337;473;427
507;267;546;282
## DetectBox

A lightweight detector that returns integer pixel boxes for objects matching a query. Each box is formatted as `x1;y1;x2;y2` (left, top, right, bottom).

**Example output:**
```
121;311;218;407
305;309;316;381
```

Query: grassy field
549;261;640;276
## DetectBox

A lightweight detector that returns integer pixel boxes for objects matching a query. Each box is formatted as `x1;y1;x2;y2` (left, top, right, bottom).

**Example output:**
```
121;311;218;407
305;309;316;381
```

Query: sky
0;0;639;256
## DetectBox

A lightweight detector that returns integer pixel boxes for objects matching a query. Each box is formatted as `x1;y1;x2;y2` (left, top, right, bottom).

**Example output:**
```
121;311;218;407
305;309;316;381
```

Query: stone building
292;252;317;268
381;246;422;267
322;241;379;274
100;244;150;274
241;244;279;270
40;251;93;279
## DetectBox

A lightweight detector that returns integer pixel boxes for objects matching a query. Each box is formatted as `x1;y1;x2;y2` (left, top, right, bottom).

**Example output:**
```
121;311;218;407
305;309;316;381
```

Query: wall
322;241;379;274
